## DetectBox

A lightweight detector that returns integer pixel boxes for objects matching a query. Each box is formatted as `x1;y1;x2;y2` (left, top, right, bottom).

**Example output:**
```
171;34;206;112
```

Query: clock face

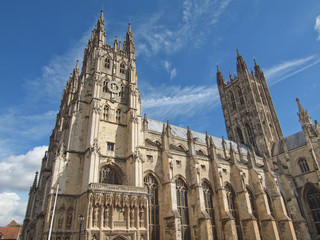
107;80;121;94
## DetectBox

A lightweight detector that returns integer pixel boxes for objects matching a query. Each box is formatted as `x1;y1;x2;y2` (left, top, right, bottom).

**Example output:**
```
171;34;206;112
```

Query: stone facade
21;11;320;240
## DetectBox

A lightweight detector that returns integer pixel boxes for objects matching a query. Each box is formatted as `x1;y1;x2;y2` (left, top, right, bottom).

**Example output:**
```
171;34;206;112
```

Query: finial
128;22;132;32
296;97;304;113
216;64;220;72
75;60;79;68
100;10;104;20
253;57;257;66
229;72;233;81
236;48;240;57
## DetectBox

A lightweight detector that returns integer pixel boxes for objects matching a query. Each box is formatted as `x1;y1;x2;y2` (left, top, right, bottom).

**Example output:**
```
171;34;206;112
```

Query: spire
100;10;104;21
88;10;106;47
124;22;135;56
216;65;225;86
236;49;248;75
296;98;305;114
32;171;39;189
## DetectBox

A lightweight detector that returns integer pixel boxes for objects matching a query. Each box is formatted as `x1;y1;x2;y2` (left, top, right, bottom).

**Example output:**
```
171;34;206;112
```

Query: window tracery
120;62;125;74
298;158;310;173
226;184;242;239
237;127;245;144
105;57;111;69
103;105;109;120
116;109;121;123
176;178;190;240
202;182;217;239
229;91;236;110
144;174;160;240
246;123;256;148
237;86;244;105
99;166;121;184
306;185;320;234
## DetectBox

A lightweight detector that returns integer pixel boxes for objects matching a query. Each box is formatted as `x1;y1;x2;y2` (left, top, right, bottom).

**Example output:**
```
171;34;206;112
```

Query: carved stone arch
236;85;245;105
201;178;213;189
264;188;275;217
196;148;207;156
236;126;245;144
173;174;189;189
177;144;187;151
143;170;162;187
228;90;236;110
296;157;310;173
99;163;124;184
246;185;257;218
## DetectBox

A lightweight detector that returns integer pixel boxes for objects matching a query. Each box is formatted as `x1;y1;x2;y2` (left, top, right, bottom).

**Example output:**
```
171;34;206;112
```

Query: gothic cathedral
21;11;320;240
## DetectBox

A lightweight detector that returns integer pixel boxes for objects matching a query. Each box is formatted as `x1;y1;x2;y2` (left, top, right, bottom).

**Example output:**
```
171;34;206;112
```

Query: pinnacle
100;10;104;20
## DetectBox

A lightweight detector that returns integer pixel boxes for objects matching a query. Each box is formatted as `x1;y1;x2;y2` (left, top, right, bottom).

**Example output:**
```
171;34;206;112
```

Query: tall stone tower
217;51;283;157
21;11;148;240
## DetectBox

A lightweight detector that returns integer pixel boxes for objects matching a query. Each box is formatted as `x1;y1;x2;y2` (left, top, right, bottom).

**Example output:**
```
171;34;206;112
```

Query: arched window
306;185;320;234
237;87;244;105
298;158;310;173
203;182;217;239
144;175;160;240
229;91;236;110
226;184;242;239
103;79;109;92
247;187;257;218
103;106;109;120
105;58;111;69
99;166;121;184
116;109;121;123
120;63;125;74
246;123;256;148
265;191;274;217
176;178;190;240
237;127;245;144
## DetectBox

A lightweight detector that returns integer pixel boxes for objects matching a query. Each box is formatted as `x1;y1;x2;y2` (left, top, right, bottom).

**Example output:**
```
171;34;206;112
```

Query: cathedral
21;11;320;240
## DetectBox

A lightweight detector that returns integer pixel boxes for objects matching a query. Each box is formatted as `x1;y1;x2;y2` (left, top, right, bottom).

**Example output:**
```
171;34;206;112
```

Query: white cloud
264;56;320;85
170;68;177;80
24;31;91;103
315;15;320;41
0;146;46;191
0;192;26;226
142;84;219;120
135;0;232;56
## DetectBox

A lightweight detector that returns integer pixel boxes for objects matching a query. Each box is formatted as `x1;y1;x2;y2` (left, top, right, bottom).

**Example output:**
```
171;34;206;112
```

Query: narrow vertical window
144;175;160;240
299;159;310;173
202;182;217;239
237;127;245;144
103;106;109;120
226;184;242;239
176;178;190;240
237;87;244;105
229;91;236;110
246;123;256;148
103;79;108;92
105;58;111;69
120;63;125;74
247;188;257;218
306;185;320;235
116;109;121;123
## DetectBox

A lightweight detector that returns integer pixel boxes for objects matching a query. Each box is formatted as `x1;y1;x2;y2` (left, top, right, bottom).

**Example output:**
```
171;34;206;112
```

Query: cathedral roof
272;131;307;156
147;118;248;154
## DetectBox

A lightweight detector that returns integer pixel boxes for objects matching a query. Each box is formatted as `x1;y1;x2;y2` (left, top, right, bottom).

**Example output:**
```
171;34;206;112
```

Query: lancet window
237;86;244;105
237;127;245;144
246;123;256;148
176;178;190;240
144;174;160;240
306;185;320;234
99;166;121;184
116;109;121;123
103;105;109;120
229;91;236;110
120;62;125;74
103;79;108;92
298;158;310;173
105;57;111;69
226;184;242;239
202;182;217;239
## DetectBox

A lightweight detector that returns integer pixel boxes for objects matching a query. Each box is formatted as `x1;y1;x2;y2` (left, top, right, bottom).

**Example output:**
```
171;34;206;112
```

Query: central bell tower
217;51;283;157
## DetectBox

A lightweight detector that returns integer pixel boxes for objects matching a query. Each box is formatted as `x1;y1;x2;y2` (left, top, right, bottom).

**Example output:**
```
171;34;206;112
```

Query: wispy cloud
162;60;177;80
135;0;232;56
315;15;320;41
264;55;320;85
142;84;219;120
23;30;91;103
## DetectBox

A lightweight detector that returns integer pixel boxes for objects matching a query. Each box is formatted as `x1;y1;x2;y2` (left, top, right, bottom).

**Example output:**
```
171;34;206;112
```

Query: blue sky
0;0;320;225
